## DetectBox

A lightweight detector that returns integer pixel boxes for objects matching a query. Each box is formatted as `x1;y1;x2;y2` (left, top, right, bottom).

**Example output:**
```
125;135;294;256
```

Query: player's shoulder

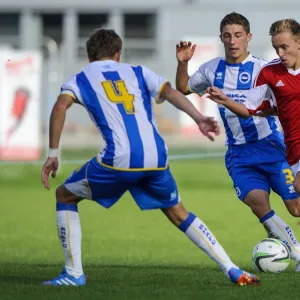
127;63;150;71
110;62;152;76
203;57;224;69
259;58;282;73
127;63;160;79
115;62;136;69
192;57;224;74
61;74;77;88
248;55;269;67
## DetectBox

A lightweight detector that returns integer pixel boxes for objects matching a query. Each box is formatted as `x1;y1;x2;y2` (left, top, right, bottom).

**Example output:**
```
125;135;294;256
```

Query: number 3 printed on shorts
282;168;295;184
102;80;135;114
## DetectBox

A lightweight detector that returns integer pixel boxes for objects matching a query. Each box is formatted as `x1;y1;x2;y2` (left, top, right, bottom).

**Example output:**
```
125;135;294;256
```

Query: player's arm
161;84;202;122
206;85;271;119
176;61;191;94
42;75;81;190
41;94;73;190
49;94;74;149
206;87;251;118
254;107;278;117
175;41;196;94
206;66;271;118
142;65;219;140
49;76;83;149
161;84;220;141
176;41;212;96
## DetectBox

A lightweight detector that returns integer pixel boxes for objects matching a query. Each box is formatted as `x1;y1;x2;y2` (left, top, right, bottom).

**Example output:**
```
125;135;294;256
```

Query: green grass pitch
1;157;300;299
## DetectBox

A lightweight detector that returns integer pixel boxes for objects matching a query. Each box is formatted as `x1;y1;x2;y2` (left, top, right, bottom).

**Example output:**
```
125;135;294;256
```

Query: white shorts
291;161;300;176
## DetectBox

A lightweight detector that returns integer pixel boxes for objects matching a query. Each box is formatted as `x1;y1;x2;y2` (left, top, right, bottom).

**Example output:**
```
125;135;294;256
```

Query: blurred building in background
0;0;298;157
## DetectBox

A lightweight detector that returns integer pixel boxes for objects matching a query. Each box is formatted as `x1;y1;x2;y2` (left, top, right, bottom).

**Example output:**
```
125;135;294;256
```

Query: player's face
220;24;252;63
272;31;300;70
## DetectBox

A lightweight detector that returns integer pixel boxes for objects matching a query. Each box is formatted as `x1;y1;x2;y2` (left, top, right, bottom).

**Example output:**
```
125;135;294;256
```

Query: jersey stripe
213;60;227;89
102;71;144;168
219;107;236;144
76;72;115;165
132;66;167;168
236;61;259;142
214;60;236;144
237;61;254;90
238;117;258;142
267;116;278;132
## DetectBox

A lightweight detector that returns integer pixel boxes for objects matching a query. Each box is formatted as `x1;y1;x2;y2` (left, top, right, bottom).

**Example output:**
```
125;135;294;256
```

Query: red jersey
245;58;300;165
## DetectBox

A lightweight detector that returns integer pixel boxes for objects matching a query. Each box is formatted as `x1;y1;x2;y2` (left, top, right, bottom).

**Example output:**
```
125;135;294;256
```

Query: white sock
56;203;83;278
179;213;238;276
260;210;300;261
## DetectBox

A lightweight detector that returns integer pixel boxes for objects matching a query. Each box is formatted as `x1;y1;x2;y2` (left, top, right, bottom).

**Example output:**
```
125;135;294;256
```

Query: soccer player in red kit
205;19;300;195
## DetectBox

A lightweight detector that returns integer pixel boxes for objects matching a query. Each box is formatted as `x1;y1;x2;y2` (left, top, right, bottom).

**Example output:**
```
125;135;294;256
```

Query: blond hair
269;19;300;37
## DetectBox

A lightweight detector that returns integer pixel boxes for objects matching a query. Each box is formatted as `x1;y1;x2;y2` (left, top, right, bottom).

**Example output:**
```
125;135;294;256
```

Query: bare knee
294;182;300;196
293;173;300;195
162;203;189;226
289;209;300;217
243;190;271;220
56;185;81;204
285;199;300;217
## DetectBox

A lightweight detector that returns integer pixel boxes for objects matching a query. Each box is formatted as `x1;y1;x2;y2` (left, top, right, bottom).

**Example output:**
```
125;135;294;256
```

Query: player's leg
243;190;300;259
243;190;272;219
225;146;274;219
55;185;84;278
284;198;300;217
227;161;272;218
162;202;259;285
43;158;138;286
291;161;300;195
260;161;300;267
226;162;300;263
130;168;259;285
277;161;300;217
42;161;90;286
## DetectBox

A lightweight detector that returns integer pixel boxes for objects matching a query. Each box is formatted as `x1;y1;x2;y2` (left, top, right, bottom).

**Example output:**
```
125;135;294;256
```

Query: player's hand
254;107;278;117
176;41;196;63
41;157;59;190
197;116;220;141
205;87;228;104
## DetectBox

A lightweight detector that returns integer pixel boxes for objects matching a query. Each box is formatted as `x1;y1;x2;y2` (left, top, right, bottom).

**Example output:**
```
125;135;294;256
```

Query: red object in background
11;87;30;119
6;87;30;141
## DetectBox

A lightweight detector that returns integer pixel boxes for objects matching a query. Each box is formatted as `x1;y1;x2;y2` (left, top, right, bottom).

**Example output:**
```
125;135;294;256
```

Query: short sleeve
245;84;272;113
188;62;211;94
60;75;83;104
246;67;275;113
141;66;170;104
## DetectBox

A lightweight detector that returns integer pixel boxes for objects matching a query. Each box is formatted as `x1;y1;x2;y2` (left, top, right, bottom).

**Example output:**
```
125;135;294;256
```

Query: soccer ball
252;238;290;273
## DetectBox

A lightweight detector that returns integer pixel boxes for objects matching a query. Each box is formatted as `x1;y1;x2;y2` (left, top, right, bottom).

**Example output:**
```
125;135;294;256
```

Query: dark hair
86;28;122;61
269;19;300;37
220;12;250;34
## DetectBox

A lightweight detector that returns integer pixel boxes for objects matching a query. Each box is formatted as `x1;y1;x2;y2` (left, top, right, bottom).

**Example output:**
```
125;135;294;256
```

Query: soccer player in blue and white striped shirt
176;12;300;271
41;28;258;287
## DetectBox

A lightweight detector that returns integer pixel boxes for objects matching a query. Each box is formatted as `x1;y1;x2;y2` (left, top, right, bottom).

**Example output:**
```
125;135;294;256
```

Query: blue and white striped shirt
188;54;278;145
61;60;168;170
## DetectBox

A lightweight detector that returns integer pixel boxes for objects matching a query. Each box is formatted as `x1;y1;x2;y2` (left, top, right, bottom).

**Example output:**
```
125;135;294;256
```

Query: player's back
61;60;168;170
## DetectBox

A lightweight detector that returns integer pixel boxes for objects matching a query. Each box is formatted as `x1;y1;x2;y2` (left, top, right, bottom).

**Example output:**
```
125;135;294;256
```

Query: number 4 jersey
60;60;169;170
